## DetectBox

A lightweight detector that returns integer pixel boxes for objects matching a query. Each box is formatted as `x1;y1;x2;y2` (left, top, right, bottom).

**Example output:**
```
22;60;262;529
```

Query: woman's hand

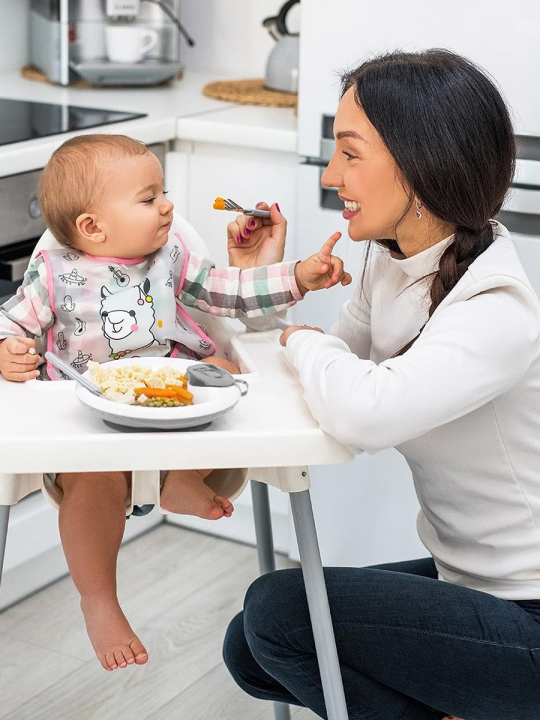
294;232;352;295
227;202;286;269
280;325;324;346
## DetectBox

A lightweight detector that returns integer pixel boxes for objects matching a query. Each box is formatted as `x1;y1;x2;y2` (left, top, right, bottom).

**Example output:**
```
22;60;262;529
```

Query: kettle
263;0;300;94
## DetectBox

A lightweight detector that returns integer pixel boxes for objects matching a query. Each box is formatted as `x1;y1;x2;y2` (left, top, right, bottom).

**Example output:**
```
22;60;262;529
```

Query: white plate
76;357;244;430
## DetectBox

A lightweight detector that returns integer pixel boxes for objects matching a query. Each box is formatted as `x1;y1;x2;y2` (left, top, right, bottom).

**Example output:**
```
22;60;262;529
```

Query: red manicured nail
256;202;265;208
245;229;251;237
236;236;243;244
275;203;281;213
248;219;256;228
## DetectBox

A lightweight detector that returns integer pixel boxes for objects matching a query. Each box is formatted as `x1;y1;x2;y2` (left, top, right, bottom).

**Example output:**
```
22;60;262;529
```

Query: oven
0;168;47;303
290;122;540;569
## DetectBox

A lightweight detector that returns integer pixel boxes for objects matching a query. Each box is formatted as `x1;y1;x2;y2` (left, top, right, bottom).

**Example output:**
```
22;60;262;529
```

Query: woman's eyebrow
335;130;367;143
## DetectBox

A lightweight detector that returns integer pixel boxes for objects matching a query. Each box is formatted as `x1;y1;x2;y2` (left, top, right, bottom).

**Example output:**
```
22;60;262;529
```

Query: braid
393;223;495;357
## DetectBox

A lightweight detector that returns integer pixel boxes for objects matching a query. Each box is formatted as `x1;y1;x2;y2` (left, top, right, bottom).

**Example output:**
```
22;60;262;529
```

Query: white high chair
0;214;355;720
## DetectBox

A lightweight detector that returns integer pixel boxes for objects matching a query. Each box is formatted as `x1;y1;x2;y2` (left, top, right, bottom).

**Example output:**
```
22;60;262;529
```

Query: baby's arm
177;251;303;319
177;233;351;319
0;256;54;381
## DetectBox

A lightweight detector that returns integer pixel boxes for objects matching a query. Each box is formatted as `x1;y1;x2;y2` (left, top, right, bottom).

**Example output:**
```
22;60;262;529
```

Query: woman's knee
243;569;309;649
223;611;252;688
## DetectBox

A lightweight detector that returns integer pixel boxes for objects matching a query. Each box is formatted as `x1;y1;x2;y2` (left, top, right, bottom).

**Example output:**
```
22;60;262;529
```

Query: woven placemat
203;78;297;108
21;64;92;87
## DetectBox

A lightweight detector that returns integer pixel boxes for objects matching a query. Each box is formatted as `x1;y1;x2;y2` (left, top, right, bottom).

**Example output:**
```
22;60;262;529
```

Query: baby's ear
76;213;104;244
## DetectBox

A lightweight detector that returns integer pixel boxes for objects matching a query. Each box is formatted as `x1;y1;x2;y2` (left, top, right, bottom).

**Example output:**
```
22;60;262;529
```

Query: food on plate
88;361;194;407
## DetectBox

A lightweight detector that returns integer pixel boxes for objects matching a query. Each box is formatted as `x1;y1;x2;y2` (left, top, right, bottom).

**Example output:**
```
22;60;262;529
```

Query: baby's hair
38;134;152;249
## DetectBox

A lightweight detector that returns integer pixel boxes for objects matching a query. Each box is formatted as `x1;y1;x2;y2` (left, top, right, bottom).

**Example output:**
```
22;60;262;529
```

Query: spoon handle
44;352;103;396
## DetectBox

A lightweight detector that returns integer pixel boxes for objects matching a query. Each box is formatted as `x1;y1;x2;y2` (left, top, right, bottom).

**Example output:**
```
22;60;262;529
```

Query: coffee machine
29;0;194;86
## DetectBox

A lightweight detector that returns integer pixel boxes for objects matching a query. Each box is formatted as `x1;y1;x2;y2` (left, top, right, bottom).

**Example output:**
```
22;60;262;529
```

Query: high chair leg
290;487;349;720
0;505;11;589
251;480;292;720
251;480;277;575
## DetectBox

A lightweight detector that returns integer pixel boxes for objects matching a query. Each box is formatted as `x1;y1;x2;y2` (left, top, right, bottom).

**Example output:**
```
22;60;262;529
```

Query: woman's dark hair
341;49;516;355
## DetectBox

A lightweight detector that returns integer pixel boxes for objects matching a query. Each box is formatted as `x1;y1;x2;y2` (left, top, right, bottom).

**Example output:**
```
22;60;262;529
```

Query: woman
223;50;540;720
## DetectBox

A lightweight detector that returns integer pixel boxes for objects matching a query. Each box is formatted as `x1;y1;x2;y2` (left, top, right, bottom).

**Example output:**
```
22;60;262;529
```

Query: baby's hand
294;232;352;295
0;336;40;382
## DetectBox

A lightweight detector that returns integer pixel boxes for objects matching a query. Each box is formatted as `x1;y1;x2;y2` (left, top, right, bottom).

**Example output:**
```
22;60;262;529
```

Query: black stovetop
0;98;146;146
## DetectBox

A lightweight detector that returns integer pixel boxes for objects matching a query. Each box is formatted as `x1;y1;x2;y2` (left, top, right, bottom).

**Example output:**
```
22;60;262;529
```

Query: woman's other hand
227;202;286;269
294;232;352;295
280;325;325;346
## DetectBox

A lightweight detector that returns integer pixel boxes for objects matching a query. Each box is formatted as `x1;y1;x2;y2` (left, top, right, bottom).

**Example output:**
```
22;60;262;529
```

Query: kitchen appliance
292;0;540;568
262;0;300;94
29;0;194;86
0;98;145;147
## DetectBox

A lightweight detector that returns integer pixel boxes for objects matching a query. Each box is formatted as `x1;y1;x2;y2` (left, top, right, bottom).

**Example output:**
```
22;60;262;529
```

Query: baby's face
79;152;174;258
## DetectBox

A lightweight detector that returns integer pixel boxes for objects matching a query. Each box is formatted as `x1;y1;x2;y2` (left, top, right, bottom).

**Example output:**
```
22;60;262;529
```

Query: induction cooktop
0;98;146;147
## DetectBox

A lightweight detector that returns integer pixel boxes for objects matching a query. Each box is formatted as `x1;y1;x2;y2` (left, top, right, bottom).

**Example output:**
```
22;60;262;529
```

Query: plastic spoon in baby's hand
44;351;103;396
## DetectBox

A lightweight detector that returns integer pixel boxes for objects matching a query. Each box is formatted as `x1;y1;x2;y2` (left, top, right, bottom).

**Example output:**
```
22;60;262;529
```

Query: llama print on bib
100;278;159;360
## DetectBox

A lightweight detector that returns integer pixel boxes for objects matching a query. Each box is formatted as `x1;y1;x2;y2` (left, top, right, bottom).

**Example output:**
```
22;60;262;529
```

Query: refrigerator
290;0;540;566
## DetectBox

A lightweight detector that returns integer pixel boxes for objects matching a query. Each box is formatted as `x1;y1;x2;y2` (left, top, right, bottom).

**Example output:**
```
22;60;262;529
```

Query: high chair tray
77;358;243;431
0;331;353;478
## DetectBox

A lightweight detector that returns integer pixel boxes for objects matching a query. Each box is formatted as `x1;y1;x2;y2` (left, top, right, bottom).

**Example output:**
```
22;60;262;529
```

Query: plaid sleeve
178;252;304;318
0;256;54;339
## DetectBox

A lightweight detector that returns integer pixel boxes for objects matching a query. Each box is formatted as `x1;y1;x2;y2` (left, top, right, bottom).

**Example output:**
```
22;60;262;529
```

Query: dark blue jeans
223;558;540;720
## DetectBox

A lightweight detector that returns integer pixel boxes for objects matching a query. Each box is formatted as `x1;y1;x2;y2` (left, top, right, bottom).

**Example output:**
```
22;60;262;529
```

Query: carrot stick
166;384;194;401
134;388;179;398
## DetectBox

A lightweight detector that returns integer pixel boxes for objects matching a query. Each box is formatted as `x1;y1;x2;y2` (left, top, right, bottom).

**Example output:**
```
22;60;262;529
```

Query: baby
0;134;350;672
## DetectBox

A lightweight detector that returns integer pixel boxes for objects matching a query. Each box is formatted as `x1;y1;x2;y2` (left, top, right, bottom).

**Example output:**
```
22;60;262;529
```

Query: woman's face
322;87;412;243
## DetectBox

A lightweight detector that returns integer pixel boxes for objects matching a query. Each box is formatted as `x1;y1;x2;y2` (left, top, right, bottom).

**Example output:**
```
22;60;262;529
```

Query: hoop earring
415;199;423;220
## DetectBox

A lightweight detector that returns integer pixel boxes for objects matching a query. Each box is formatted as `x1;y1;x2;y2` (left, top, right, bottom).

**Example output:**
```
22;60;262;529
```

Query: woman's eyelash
342;151;358;160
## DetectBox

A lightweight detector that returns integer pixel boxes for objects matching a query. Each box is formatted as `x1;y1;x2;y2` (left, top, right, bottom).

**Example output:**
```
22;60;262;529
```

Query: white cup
75;22;107;62
105;25;159;64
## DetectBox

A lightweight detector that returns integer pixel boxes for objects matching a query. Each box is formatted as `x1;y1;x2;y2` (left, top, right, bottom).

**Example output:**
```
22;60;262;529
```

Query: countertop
0;70;298;177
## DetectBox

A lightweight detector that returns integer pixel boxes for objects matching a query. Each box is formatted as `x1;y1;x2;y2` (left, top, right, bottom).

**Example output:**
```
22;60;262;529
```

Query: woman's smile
339;195;361;220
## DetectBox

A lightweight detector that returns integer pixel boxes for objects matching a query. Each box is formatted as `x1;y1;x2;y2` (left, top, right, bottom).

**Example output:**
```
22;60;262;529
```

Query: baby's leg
201;356;240;374
160;468;234;519
57;471;148;671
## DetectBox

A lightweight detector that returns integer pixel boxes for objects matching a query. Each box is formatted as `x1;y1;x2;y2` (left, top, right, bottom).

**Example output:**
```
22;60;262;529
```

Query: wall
181;0;299;77
0;0;300;78
0;0;30;71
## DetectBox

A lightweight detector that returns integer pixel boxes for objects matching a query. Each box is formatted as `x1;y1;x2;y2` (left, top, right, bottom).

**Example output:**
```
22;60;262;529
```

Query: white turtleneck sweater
286;222;540;600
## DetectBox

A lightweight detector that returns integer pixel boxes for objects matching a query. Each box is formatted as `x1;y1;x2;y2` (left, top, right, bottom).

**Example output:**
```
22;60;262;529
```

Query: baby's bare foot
80;597;148;671
160;470;234;519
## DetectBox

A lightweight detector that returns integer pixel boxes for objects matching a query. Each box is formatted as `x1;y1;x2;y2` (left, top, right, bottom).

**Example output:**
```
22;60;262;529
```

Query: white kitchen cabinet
166;140;300;551
170;140;299;267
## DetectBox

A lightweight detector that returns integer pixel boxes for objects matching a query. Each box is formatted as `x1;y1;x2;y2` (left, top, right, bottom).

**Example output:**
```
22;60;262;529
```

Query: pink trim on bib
37;251;59;381
86;254;147;265
174;233;190;299
173;233;216;357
